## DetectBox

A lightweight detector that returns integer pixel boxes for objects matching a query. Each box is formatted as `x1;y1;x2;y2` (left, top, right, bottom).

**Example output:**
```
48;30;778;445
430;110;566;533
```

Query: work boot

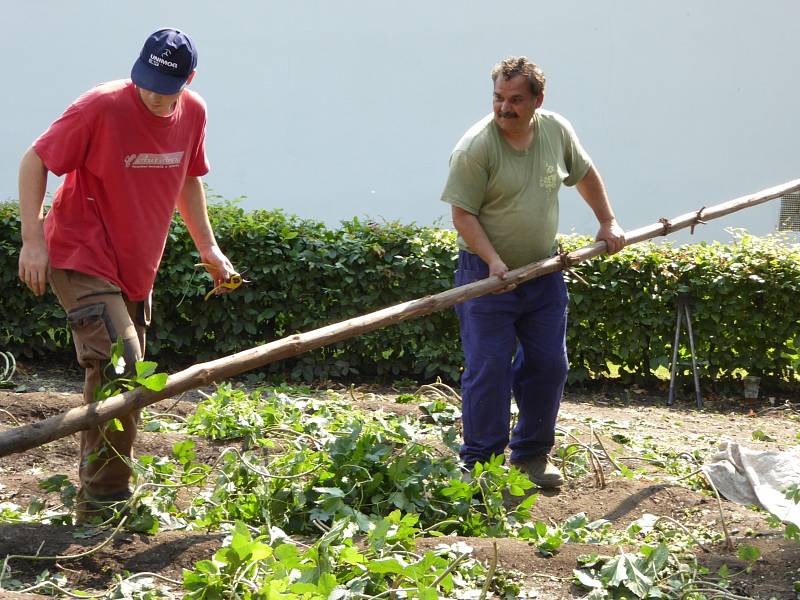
511;455;564;489
75;488;132;525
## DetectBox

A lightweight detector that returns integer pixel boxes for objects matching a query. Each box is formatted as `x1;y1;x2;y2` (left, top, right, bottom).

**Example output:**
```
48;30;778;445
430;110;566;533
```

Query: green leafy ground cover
1;378;798;599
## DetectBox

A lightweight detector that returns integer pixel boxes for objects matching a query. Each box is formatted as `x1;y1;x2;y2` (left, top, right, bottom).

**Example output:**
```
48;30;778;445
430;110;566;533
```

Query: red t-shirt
34;80;209;301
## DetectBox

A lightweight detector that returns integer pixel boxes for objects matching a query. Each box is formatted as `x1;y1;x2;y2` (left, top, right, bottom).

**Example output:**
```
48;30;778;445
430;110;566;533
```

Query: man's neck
499;120;534;151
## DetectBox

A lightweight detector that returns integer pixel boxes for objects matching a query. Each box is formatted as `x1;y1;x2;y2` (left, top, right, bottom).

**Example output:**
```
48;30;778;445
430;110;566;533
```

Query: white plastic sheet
702;441;800;526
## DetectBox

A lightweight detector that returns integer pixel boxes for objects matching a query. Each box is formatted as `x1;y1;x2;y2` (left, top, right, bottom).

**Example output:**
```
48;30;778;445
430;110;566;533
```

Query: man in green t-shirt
441;56;625;488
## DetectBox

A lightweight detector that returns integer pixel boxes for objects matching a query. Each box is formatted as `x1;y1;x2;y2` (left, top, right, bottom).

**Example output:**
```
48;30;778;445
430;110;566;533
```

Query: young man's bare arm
176;176;236;290
18;147;50;296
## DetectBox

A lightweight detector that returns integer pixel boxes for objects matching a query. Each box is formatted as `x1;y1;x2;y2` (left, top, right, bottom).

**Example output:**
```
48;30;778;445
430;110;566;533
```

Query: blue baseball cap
131;28;198;95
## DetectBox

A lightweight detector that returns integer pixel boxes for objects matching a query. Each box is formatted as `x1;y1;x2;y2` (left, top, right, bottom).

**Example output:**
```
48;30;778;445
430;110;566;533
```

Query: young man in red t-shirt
17;28;237;521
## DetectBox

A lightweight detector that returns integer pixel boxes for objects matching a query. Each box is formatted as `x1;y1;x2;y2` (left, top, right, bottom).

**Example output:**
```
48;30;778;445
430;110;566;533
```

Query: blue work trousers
454;250;569;468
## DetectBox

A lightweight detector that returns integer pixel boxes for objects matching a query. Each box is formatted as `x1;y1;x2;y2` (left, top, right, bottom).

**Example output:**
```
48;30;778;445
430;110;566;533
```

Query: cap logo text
148;53;178;70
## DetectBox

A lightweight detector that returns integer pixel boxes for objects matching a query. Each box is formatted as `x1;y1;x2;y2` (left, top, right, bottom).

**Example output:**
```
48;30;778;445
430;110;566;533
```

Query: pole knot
659;217;672;236
558;243;573;269
558;243;589;286
690;206;707;234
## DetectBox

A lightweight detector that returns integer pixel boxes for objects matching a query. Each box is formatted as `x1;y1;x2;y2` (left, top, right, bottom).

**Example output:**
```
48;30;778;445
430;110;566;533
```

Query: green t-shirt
440;109;592;269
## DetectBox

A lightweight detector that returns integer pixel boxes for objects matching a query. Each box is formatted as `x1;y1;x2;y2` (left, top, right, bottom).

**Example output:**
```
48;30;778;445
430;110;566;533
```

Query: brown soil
1;365;799;599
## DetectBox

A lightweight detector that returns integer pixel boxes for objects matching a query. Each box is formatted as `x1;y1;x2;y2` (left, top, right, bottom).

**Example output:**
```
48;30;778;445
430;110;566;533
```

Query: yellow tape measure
196;263;249;300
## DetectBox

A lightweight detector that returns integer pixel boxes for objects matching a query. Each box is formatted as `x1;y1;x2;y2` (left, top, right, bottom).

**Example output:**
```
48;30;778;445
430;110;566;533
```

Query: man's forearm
19;147;49;243
452;207;500;265
18;146;51;295
177;176;236;287
176;176;219;255
451;205;511;278
576;166;617;225
576;166;626;254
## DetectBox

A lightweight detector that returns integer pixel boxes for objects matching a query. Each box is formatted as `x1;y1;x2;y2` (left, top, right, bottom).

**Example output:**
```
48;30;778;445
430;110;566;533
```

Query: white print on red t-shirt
123;152;184;168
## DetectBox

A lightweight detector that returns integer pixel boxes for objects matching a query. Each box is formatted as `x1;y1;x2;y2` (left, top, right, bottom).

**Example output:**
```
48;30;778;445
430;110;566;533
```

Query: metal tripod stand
667;292;702;408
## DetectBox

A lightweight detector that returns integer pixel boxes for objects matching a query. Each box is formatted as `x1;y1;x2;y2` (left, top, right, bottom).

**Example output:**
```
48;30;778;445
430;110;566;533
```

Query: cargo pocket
67;303;118;367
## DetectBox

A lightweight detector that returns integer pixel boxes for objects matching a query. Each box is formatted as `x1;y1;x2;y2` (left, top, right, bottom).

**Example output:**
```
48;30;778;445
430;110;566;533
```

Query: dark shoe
75;488;132;524
511;455;564;489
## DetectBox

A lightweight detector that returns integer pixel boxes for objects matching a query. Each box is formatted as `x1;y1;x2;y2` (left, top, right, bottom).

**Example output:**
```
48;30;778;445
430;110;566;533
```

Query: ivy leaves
93;338;168;402
574;543;672;598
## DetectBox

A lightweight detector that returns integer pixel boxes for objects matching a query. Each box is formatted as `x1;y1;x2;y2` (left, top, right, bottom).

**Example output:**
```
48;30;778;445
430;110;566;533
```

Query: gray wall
2;1;798;243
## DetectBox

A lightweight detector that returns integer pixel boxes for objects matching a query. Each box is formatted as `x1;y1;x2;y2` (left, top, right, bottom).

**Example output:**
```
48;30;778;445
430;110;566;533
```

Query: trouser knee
519;350;567;383
544;352;569;380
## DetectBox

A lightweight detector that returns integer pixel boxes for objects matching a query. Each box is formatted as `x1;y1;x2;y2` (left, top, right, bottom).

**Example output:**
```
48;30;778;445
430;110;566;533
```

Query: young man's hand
18;239;50;296
200;246;237;295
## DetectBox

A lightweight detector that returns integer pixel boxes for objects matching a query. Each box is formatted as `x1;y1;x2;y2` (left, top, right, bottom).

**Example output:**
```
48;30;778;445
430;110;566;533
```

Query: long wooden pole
1;178;799;457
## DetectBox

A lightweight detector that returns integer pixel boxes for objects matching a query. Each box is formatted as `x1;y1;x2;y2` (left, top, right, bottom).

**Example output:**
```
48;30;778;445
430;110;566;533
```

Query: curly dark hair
490;56;546;97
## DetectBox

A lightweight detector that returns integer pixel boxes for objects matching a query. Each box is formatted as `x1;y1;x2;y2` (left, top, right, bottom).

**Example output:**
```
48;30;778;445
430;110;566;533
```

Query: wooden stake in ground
1;178;799;457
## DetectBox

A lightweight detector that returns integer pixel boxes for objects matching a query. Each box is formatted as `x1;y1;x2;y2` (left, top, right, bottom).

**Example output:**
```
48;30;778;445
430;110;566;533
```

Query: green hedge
0;204;69;358
2;200;800;387
1;201;459;382
565;233;800;386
